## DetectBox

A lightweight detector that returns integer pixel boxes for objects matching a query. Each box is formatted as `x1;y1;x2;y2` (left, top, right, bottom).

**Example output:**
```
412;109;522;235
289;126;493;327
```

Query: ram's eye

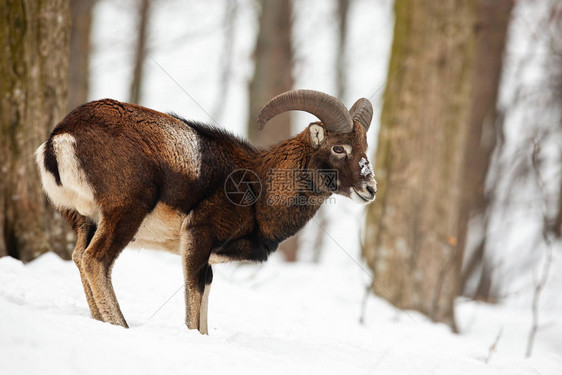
332;146;345;154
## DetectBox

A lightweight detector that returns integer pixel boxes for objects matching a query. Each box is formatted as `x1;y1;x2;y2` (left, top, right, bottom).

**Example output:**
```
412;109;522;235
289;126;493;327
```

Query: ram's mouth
351;188;374;203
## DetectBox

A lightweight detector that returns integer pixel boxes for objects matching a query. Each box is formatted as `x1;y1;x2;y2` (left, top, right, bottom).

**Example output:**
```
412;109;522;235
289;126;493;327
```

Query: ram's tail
36;138;62;186
35;134;98;220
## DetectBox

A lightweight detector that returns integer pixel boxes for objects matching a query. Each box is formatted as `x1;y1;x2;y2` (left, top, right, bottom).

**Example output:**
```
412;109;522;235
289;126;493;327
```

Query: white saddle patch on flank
35;134;100;222
161;120;202;179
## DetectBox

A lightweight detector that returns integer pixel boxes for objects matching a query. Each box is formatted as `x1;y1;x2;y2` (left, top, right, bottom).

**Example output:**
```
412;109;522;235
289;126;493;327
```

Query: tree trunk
0;0;74;261
554;172;562;239
550;3;562;241
248;0;298;261
458;0;512;302
312;0;350;263
212;0;237;122
129;0;150;104
248;0;294;147
363;0;512;329
68;0;95;111
335;0;350;101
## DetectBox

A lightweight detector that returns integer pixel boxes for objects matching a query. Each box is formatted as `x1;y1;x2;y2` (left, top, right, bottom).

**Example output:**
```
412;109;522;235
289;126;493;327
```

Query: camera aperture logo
225;169;262;206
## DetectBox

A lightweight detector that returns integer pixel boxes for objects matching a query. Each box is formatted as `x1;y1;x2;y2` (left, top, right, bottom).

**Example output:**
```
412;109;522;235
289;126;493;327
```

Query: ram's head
258;90;377;203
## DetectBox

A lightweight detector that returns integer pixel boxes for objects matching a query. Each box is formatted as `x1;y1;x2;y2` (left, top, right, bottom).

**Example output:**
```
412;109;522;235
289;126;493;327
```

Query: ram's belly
208;254;237;265
129;203;183;253
128;203;238;265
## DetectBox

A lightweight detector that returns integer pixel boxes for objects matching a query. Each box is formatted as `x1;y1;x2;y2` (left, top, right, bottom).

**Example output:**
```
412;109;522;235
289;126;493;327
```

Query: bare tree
68;0;96;111
212;0;237;121
526;142;555;357
548;3;562;240
247;0;298;261
554;176;562;238
335;0;350;101
311;0;351;263
460;0;514;302
0;0;73;261
363;0;512;329
484;0;561;303
130;0;151;104
247;0;294;146
508;0;562;357
485;327;503;364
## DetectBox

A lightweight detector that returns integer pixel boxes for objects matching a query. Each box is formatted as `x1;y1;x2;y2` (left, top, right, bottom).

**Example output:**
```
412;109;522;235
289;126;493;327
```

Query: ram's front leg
180;219;213;334
199;265;212;334
184;262;212;334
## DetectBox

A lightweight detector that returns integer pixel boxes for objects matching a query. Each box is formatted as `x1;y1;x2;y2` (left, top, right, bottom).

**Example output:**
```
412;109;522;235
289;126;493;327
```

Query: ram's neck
253;132;330;243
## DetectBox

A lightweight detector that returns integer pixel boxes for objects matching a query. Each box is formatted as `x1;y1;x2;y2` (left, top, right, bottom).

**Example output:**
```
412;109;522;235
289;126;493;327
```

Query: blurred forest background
1;0;561;346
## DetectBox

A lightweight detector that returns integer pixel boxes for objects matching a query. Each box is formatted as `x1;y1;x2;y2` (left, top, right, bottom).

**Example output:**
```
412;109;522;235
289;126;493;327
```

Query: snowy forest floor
1;250;560;374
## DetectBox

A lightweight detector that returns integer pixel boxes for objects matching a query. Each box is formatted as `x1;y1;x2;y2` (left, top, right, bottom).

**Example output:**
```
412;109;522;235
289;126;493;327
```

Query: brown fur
37;99;375;332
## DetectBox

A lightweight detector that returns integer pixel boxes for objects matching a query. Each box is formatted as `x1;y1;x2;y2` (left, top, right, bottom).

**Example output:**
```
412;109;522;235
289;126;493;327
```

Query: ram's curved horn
257;90;353;133
349;98;373;131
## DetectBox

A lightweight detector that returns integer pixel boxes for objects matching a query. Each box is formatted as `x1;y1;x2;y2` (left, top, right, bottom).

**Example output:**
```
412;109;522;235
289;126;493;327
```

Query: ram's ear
309;123;326;148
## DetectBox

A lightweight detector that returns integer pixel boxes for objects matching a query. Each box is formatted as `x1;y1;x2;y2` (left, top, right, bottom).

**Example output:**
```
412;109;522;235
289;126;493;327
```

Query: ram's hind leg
81;210;145;328
61;210;101;320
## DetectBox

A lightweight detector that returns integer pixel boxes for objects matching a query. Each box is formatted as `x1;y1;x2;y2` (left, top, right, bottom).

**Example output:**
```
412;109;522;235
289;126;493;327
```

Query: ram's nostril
366;185;376;197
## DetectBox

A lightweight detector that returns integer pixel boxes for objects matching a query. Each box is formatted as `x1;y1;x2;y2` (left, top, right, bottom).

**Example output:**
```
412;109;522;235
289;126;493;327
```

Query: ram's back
36;99;205;223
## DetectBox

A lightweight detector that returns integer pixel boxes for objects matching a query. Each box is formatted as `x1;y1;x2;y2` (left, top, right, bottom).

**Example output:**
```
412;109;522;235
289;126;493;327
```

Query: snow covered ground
1;250;560;374
2;1;560;373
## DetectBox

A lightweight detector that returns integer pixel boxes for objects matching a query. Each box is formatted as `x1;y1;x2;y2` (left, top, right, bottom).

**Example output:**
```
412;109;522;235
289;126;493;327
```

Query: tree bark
0;0;74;261
212;0;237;122
312;0;350;263
335;0;350;101
248;0;298;261
248;0;294;147
550;3;562;240
68;0;95;111
554;172;562;239
129;0;150;104
458;0;512;302
363;0;512;329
